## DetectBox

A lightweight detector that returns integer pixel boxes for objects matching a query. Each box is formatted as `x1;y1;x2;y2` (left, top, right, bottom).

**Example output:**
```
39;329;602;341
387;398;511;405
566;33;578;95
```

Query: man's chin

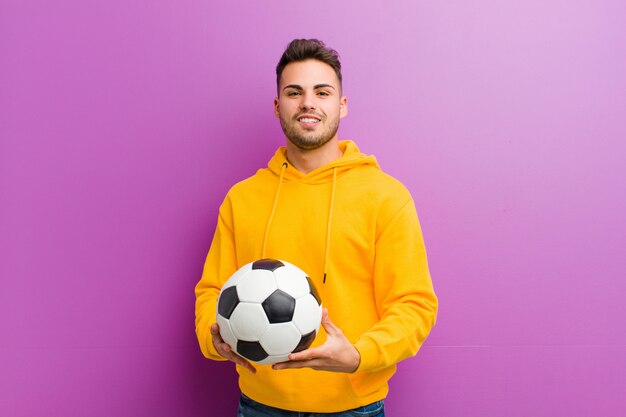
286;135;332;151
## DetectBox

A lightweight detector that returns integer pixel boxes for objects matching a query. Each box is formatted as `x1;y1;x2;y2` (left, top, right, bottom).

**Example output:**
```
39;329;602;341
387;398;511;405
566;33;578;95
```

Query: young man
195;39;438;416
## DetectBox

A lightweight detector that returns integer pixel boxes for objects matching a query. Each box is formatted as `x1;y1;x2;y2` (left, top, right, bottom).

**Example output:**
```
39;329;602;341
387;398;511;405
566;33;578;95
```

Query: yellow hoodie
195;140;437;412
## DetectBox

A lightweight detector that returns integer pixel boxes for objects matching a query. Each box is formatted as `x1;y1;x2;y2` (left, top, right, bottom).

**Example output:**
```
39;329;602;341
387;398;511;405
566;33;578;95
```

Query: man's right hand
211;322;257;374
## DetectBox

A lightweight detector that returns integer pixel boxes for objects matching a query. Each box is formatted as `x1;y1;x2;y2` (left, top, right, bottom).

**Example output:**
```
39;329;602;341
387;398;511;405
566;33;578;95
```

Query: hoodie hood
267;140;380;184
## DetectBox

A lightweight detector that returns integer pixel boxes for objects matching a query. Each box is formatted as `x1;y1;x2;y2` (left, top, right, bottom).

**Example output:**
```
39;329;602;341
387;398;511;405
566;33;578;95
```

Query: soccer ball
216;258;323;365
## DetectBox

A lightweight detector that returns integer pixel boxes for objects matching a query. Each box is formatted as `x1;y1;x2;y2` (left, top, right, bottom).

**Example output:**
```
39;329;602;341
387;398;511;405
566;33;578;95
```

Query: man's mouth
297;114;321;126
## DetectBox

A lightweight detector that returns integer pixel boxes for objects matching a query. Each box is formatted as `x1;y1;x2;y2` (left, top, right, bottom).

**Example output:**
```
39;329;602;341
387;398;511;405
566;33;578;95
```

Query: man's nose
299;92;316;110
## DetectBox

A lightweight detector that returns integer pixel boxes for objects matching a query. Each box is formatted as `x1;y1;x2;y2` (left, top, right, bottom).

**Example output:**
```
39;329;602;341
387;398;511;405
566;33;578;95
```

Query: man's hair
276;39;342;91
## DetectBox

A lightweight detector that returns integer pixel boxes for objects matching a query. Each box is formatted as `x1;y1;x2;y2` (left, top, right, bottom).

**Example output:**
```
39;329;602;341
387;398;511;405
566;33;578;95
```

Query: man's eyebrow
282;84;337;91
314;83;336;90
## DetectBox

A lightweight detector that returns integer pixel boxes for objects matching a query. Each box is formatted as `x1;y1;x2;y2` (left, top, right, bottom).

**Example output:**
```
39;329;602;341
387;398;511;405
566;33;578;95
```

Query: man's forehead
279;59;340;88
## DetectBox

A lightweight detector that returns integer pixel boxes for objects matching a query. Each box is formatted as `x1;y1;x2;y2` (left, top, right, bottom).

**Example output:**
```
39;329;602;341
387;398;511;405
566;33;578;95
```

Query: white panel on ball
292;296;323;334
259;322;301;355
216;315;238;349
237;270;278;303
273;263;311;299
221;263;252;290
230;303;269;341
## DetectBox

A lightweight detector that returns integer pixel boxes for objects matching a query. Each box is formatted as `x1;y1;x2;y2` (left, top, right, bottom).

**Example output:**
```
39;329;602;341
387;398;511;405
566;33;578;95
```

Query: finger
215;341;253;370
322;307;329;322
273;359;310;370
210;324;255;372
233;356;257;373
273;358;327;371
287;346;327;362
210;323;223;340
319;309;341;336
220;346;257;374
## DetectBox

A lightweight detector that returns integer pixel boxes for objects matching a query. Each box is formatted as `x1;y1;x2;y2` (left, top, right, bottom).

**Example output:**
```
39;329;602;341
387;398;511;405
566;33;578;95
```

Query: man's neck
285;138;343;174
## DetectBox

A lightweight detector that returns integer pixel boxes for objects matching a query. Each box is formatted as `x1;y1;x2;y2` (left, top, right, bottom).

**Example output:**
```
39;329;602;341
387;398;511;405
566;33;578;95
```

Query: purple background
1;1;625;416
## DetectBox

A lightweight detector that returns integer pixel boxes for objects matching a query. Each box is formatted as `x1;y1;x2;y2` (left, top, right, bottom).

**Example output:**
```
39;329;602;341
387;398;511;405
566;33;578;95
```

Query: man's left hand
272;308;361;373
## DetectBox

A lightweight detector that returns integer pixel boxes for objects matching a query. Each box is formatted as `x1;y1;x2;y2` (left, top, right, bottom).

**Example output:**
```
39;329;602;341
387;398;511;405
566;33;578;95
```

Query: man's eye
318;91;329;96
287;91;300;96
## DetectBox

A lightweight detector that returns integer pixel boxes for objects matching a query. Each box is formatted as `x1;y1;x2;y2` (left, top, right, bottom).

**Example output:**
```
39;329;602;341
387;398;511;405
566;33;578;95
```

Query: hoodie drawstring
262;162;287;258
323;167;337;283
262;162;337;284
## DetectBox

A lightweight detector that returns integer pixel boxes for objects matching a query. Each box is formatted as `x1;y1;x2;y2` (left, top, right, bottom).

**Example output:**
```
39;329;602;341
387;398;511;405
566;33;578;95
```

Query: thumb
320;308;340;336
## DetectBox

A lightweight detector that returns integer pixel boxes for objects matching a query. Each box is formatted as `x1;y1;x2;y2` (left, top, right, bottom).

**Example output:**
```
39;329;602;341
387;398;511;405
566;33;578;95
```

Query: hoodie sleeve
353;198;438;372
194;196;237;360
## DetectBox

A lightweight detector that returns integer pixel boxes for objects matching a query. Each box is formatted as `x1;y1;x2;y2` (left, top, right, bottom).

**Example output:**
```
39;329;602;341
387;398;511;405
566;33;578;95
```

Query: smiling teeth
299;118;319;123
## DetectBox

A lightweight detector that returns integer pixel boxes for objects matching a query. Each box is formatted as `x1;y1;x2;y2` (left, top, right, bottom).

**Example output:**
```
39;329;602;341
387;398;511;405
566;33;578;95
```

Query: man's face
274;59;348;151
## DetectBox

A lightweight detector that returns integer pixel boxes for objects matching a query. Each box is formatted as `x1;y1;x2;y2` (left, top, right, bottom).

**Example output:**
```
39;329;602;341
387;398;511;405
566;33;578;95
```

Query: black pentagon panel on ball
252;258;285;272
293;330;317;353
305;276;322;306
237;340;269;362
262;290;296;323
217;286;239;319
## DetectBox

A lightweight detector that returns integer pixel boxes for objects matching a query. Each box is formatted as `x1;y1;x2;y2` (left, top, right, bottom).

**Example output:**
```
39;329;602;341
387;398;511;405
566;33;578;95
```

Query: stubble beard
279;113;340;151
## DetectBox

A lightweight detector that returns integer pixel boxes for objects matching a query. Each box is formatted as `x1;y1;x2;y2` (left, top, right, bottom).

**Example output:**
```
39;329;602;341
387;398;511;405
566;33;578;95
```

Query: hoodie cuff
354;338;380;372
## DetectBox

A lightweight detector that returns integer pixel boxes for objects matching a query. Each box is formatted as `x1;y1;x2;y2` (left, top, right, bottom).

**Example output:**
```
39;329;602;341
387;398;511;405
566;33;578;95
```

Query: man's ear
340;96;348;118
274;97;280;117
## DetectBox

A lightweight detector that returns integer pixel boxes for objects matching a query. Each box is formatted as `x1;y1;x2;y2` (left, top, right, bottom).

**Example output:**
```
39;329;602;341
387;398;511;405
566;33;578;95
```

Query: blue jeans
238;394;385;417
